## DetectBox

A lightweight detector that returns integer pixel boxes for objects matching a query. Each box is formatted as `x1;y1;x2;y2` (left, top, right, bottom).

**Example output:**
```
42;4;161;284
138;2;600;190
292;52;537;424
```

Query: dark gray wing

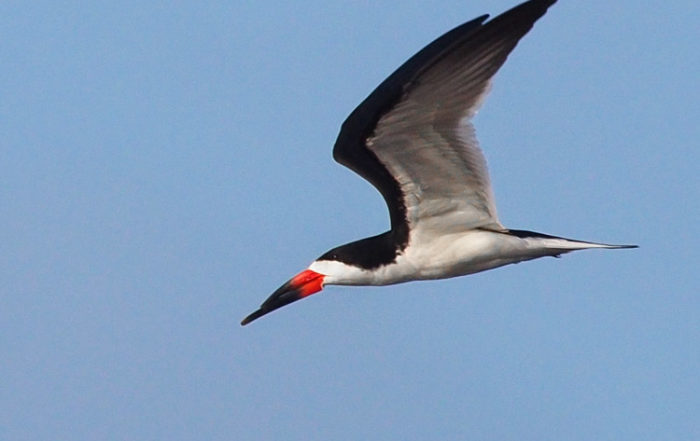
333;0;556;236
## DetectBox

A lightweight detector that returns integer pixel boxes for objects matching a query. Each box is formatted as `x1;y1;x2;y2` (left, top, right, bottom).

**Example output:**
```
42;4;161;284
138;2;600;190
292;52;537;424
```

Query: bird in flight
241;0;636;326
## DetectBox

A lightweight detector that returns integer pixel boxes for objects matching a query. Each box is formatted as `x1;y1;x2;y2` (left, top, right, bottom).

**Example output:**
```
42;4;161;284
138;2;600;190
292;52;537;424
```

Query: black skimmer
241;0;636;326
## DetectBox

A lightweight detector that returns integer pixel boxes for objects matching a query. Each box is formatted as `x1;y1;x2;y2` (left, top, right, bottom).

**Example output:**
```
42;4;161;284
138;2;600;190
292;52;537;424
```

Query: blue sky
2;1;698;440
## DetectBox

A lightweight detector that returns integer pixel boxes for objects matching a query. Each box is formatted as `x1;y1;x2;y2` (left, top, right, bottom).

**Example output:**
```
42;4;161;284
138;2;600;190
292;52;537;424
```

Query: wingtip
595;243;639;250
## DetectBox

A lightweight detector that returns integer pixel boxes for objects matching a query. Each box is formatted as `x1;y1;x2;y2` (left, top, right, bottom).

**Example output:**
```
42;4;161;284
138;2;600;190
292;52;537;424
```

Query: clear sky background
2;1;698;440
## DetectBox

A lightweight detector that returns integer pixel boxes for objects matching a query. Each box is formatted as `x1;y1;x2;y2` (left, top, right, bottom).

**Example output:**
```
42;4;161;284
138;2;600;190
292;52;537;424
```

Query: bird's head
241;269;325;326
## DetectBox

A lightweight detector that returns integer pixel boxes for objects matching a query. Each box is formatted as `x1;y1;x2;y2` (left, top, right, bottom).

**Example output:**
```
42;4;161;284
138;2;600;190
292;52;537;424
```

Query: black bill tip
241;270;325;326
240;285;301;326
241;309;267;326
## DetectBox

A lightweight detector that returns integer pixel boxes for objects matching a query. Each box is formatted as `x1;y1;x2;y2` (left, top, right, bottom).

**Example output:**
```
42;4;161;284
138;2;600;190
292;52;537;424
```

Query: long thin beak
241;269;324;326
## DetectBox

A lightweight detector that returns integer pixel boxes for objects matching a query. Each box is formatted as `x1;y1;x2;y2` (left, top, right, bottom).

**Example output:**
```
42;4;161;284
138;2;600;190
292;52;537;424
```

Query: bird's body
311;229;626;287
241;0;636;326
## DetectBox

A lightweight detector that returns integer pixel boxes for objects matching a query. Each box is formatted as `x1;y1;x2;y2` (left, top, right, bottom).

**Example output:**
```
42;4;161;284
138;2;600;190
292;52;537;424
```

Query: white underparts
309;229;624;287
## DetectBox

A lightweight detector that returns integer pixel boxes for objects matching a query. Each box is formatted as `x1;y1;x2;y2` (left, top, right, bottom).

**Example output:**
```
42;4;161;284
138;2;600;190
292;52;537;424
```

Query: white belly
311;229;538;287
403;228;532;281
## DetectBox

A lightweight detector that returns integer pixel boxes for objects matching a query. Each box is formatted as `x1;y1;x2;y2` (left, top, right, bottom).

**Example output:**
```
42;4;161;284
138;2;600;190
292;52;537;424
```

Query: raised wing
333;0;556;238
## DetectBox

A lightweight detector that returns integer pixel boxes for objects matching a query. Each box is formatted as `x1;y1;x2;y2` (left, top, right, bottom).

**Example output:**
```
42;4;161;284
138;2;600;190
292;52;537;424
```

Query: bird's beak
241;269;325;326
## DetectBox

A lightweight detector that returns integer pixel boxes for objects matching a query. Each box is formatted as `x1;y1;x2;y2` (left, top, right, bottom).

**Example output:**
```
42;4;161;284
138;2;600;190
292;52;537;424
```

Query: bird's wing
333;0;556;238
